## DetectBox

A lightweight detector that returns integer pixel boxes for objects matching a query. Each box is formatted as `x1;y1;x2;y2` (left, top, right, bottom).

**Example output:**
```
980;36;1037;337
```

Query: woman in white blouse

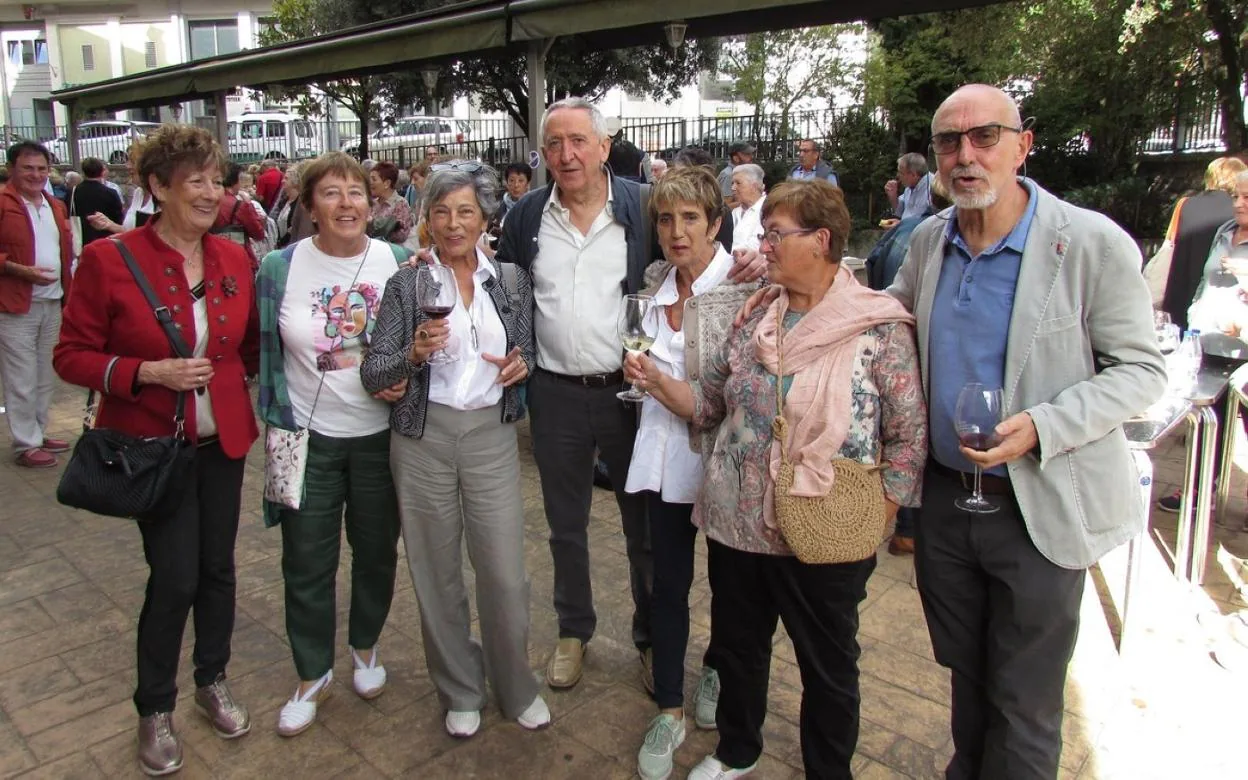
627;166;758;780
84;147;160;236
360;163;547;739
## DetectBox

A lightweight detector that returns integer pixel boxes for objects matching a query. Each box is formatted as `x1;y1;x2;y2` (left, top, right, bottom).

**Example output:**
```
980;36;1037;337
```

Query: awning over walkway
51;0;998;114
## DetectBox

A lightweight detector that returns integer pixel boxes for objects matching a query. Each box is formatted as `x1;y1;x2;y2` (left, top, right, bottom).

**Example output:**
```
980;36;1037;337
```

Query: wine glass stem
972;465;984;502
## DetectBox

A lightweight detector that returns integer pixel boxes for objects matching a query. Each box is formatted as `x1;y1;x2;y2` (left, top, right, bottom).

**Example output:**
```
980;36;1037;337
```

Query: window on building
188;19;240;61
8;39;38;66
34;40;47;64
144;41;158;69
82;44;95;71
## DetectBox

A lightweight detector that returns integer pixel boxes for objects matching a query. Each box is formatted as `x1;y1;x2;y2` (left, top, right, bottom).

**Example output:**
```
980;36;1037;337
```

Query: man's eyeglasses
757;227;816;247
929;123;1023;155
430;161;484;174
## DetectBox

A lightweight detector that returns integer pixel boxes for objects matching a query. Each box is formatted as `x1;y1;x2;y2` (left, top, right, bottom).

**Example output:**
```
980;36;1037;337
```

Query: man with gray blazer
888;85;1166;779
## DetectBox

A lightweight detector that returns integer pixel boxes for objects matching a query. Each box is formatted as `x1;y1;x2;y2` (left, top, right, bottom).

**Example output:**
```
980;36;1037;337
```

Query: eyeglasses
430;161;484;174
929;123;1023;155
758;227;816;247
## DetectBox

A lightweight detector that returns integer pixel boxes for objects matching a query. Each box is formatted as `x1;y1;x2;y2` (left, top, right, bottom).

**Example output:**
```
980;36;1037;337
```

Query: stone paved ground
2;382;1247;779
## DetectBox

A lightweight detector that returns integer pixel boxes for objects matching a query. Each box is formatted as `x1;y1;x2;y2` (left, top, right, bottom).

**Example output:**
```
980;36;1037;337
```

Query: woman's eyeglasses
757;227;816;247
430;161;484;174
929;124;1023;155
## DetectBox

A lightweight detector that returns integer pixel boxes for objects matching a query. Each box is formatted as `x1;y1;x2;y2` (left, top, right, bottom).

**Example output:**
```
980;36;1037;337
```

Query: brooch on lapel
221;275;239;298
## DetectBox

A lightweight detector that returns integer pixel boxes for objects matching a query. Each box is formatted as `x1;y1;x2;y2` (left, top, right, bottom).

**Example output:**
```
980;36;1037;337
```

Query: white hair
540;97;609;142
1237;170;1248;188
733;163;765;187
898;153;928;176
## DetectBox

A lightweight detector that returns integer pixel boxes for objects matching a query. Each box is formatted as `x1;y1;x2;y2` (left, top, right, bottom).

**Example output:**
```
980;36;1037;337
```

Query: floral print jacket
690;310;928;556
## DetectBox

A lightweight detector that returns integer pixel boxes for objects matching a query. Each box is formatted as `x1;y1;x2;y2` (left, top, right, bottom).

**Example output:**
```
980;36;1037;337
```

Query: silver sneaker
137;712;183;777
693;667;720;730
194;677;250;739
638;713;686;780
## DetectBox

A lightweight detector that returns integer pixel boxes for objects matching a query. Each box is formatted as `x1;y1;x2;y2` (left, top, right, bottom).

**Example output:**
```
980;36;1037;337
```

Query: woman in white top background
627;166;758;780
361;163;547;739
84;145;160;237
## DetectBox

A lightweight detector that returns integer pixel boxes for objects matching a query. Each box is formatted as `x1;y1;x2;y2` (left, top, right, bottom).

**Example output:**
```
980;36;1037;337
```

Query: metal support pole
526;39;551;188
213;92;230;153
66;104;81;170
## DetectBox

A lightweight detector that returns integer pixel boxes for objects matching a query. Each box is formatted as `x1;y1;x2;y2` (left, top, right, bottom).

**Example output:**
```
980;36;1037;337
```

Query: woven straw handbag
771;325;888;564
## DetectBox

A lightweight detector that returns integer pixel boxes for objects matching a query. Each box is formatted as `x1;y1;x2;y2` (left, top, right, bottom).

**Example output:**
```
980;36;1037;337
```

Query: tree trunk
1203;0;1248;151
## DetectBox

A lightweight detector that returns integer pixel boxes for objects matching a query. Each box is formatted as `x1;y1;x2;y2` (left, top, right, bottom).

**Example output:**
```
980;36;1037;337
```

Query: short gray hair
423;162;502;222
540;97;609;142
733;163;765;188
1237;170;1248;188
898;152;928;176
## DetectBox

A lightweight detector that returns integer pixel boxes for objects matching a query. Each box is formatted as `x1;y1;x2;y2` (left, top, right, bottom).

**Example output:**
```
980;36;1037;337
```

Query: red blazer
213;192;267;269
53;219;261;459
257;168;284;212
0;183;74;313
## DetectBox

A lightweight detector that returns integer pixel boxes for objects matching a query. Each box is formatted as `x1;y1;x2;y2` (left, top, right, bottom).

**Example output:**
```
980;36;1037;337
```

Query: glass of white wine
617;294;659;403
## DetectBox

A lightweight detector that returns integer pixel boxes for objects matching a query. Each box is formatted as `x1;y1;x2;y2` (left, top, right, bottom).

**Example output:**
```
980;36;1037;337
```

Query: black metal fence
3;98;1232;169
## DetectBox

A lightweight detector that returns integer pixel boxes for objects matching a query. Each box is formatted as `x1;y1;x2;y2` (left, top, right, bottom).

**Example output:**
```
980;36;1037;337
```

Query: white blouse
624;247;733;503
427;248;509;411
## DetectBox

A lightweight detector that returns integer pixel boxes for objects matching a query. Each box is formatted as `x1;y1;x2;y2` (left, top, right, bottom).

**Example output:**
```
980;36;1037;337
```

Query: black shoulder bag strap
87;239;194;436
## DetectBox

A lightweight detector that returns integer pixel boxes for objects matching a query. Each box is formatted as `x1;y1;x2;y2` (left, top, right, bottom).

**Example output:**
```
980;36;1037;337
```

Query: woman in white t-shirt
255;153;410;738
361;163;546;738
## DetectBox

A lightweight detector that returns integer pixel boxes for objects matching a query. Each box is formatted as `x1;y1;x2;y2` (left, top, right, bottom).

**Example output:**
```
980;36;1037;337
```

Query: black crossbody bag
56;240;197;522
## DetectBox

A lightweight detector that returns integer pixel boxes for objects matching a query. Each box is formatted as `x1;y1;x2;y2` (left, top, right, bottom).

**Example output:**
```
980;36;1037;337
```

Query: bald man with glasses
888;85;1165;779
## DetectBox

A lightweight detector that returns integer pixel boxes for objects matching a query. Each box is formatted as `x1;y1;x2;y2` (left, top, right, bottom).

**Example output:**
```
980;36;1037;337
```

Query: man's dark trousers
529;369;652;649
916;464;1085;780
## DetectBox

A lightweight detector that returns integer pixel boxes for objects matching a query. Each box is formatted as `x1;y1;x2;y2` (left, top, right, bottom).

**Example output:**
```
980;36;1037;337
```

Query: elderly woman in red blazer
53;124;260;778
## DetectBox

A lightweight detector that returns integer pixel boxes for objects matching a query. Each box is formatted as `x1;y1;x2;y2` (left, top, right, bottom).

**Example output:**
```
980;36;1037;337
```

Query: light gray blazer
889;181;1167;569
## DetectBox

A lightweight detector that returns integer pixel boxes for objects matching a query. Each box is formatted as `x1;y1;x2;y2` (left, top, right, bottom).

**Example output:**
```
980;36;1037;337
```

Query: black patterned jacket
360;256;534;439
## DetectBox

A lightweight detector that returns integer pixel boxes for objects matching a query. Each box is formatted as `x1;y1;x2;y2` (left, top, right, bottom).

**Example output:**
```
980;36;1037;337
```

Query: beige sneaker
545;638;585;688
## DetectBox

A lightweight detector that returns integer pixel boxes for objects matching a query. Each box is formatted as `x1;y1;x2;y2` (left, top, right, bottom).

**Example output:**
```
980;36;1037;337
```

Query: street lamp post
421;65;440;156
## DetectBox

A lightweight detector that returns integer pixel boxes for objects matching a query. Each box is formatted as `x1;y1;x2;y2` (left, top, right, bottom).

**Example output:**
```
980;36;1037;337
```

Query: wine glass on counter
416;264;459;364
953;383;1004;514
617;294;659;403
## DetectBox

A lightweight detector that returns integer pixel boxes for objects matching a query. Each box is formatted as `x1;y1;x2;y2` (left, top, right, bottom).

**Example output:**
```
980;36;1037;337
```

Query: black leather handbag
56;240;197;522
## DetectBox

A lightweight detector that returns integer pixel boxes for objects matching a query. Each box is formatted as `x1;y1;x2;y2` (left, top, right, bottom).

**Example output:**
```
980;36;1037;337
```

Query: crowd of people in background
4;81;1238;780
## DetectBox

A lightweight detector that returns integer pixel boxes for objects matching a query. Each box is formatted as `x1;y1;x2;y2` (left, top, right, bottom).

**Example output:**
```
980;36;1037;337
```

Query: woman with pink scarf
625;179;927;780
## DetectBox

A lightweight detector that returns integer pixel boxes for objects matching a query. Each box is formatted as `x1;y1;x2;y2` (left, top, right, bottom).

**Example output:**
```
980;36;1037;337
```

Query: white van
226;112;319;162
45;120;161;165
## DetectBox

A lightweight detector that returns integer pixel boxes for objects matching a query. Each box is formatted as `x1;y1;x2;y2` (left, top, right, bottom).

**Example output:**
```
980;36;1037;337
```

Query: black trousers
916;465;1085;780
707;538;875;779
133;442;245;716
647;493;717;709
529;370;652;648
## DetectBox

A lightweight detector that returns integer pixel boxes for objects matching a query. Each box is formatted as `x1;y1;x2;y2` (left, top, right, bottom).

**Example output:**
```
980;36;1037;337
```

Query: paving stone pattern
1;382;1246;778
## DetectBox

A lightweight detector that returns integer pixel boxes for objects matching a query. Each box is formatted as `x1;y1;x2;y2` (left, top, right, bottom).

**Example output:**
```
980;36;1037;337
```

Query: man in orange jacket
0;142;74;468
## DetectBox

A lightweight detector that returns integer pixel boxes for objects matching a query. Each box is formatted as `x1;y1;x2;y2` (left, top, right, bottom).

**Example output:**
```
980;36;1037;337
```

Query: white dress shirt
731;194;765;252
427;248;508;411
624;246;733;503
898;173;933;220
23;195;63;301
531;178;628;375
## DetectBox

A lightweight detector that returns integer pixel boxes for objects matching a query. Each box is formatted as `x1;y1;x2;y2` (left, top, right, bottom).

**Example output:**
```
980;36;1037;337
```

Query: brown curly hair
299;152;369;211
133;124;228;199
761;180;851;264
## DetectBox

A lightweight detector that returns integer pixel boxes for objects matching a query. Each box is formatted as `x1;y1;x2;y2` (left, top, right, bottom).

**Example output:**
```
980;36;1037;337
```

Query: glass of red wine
954;383;1004;514
416;264;458;365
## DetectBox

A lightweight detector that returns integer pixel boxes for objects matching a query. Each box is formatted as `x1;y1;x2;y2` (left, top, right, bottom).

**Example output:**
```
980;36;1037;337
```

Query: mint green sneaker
693;667;720;730
637;713;686;780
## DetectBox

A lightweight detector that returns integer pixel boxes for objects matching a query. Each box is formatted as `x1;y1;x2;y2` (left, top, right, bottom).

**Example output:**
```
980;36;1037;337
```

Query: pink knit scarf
753;265;915;523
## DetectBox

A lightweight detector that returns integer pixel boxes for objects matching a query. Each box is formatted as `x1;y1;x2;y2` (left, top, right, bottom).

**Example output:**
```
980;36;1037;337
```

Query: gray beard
952;187;999;210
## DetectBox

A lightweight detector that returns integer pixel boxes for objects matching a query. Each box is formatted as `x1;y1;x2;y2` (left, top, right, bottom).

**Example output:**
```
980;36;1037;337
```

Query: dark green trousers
279;428;400;681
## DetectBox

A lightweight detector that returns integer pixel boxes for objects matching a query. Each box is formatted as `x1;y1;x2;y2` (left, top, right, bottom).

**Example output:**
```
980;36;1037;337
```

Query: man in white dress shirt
730;163;766;253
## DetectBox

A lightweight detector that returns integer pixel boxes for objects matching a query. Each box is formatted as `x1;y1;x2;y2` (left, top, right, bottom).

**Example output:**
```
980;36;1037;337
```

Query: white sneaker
687;754;757;780
693;667;719;730
350;646;386;699
277;671;333;737
516;695;551;730
445;710;481;738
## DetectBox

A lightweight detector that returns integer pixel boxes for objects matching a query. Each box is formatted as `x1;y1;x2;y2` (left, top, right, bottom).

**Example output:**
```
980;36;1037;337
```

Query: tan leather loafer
545;638;585;689
640;648;655;696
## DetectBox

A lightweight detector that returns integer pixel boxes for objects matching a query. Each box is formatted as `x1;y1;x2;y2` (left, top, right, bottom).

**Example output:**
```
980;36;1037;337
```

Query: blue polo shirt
928;179;1038;477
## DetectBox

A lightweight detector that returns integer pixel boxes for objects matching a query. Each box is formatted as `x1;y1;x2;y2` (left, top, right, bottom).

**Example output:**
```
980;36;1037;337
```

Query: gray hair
540;97;609;142
423;162;502;222
898;152;928;176
733;163;765;187
1237;170;1248;188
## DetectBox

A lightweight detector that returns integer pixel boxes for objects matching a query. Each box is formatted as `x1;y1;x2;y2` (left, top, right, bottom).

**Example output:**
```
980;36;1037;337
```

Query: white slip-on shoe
445;709;482;738
516;695;551;730
687;754;758;780
350;646;387;699
277;671;333;737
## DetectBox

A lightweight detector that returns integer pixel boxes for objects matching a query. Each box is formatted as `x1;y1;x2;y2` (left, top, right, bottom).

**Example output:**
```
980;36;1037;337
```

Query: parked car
657;116;802;162
45;120;162;165
226;111;319;162
340;115;471;160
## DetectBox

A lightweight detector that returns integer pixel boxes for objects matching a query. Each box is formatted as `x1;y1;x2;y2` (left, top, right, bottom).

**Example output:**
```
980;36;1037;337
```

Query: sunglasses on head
431;161;484;174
